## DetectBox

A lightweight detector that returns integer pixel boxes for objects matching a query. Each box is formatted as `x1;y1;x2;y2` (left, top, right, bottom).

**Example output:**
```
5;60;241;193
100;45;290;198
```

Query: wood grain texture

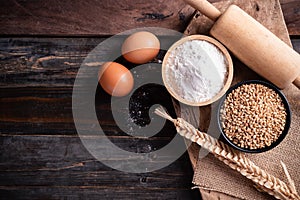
1;45;299;198
280;0;300;35
0;0;299;198
0;134;199;199
0;0;298;36
0;38;100;87
0;37;202;199
0;0;194;36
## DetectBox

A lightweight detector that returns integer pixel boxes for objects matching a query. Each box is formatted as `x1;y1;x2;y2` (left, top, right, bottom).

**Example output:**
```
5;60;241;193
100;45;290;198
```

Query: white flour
165;40;227;103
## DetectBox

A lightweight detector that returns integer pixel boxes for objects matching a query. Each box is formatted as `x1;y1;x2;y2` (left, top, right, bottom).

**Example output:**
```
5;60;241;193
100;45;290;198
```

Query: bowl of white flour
162;35;233;106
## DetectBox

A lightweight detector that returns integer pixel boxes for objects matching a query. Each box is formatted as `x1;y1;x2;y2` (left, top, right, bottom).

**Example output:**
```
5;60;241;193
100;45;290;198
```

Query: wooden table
0;0;299;199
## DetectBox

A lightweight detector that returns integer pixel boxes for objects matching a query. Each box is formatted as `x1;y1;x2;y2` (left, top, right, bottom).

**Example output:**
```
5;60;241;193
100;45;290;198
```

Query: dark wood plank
0;37;202;199
0;37;176;145
1;37;299;136
0;37;179;135
0;188;199;200
0;95;201;199
0;1;297;200
0;0;194;36
280;0;300;35
0;38;100;88
292;36;300;52
1;37;299;88
0;135;200;200
0;0;298;36
1;36;299;199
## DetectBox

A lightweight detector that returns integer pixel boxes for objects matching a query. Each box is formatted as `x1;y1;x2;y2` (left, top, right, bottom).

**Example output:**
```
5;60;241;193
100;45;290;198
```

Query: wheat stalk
155;107;299;200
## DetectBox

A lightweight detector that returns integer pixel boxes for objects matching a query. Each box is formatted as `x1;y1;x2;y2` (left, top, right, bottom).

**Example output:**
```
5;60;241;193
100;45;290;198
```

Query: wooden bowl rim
162;34;233;106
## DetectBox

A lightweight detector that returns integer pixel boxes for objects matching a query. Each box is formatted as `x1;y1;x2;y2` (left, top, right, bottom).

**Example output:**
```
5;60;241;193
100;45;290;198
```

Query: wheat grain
220;83;287;149
154;107;299;200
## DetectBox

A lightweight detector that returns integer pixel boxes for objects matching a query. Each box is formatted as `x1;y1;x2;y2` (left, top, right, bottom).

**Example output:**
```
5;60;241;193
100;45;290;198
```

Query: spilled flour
165;40;227;103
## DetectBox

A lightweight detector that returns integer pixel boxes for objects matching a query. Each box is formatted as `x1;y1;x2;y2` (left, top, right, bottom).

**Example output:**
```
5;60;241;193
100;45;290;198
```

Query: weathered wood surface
0;134;200;199
1;37;299;89
0;37;202;199
0;0;194;36
0;0;299;36
1;0;299;199
1;36;299;199
280;0;300;36
0;38;300;199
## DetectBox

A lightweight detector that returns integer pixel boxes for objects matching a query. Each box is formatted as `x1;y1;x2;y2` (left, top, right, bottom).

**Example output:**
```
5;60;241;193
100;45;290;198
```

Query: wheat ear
155;107;299;200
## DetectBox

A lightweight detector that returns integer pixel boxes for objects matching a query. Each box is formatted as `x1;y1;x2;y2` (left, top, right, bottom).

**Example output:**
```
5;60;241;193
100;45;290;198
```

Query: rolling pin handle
293;76;300;89
183;0;221;21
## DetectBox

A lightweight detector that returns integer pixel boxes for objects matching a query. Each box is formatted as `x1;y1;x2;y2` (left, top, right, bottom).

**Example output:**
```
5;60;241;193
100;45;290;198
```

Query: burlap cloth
191;64;300;200
179;0;300;199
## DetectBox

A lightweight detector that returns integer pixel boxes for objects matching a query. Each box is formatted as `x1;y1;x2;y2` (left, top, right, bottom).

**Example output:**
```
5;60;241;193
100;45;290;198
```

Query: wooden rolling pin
183;0;300;89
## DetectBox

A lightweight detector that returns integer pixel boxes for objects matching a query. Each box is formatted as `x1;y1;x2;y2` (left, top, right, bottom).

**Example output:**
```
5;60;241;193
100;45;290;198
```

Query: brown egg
122;31;160;64
98;62;134;97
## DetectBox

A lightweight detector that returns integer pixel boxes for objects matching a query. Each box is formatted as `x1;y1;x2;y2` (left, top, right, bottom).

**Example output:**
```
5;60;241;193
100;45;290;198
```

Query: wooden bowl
162;35;233;106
